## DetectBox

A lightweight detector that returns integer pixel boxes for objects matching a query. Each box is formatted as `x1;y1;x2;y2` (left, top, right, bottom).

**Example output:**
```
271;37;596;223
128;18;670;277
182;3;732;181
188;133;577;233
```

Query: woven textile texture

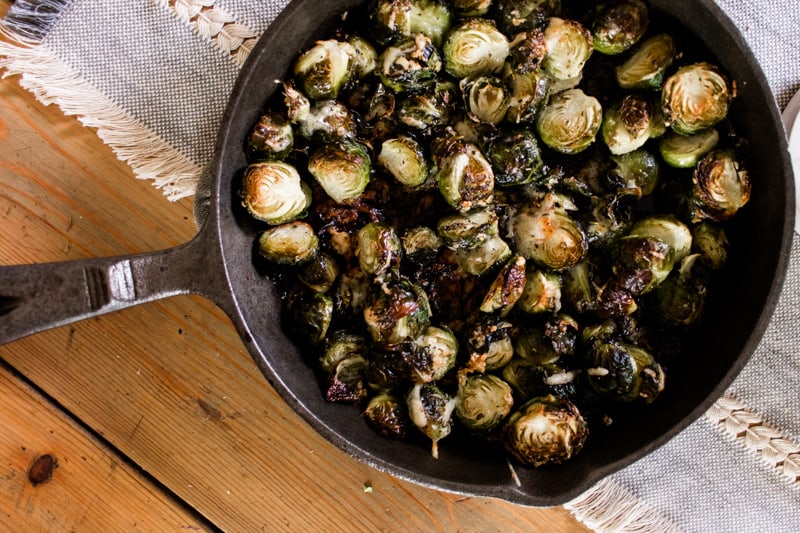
1;0;798;531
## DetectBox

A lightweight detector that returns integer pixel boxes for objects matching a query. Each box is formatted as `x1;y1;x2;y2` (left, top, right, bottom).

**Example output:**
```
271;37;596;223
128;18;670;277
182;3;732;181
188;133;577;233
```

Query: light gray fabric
1;1;798;530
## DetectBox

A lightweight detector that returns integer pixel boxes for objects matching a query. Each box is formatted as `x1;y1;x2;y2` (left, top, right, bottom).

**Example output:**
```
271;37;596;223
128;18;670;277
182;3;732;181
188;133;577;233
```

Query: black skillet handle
0;228;231;345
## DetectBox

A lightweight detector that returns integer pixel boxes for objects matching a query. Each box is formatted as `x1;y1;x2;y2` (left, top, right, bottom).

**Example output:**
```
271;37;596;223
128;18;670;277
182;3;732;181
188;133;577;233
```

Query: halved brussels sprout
620;344;666;403
320;330;369;374
480;255;527;315
656;255;707;327
590;0;649;55
494;0;561;35
518;268;562;314
607;148;660;197
332;267;370;319
241;161;312;225
379;34;443;94
308;140;371;204
378;136;430;188
489;129;546;187
396;82;457;131
503;66;551;124
347;35;379;79
356;222;403;277
541;18;593;81
507;29;548;74
437;207;498;249
443;18;510;79
689;149;751;222
659;128;719;169
410;325;459;382
464;317;515;372
691;221;729;270
501;359;577;400
514;327;560;365
246;111;294;162
449;0;493;17
298;252;341;293
364;393;412;439
456;234;513;275
455;374;514;432
363;275;432;344
369;0;453;46
406;383;456;458
583;338;635;396
615;33;676;90
461;75;511;125
662;62;732;135
293;39;355;100
402;226;443;265
601;94;655;155
502;394;588;467
536;88;603;154
258;221;319;265
324;354;369;402
511;192;588;270
561;261;596;314
290;292;333;345
434;139;495;212
284;84;359;141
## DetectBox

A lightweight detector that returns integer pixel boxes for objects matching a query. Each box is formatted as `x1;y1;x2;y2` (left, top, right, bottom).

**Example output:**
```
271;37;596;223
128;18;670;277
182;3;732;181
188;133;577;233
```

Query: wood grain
0;1;590;530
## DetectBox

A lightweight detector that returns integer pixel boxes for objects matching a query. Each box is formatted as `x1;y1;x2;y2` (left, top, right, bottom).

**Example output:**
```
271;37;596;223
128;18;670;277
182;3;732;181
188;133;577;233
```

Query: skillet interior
208;0;794;506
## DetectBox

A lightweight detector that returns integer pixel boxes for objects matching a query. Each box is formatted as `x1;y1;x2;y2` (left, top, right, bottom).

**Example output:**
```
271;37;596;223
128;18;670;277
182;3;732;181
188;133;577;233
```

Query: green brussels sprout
541;18;593;81
298;252;341;293
257;221;319;265
241;161;312;225
320;331;369;374
689;149;752;222
284;83;359;142
401;226;443;265
378;136;430;188
691;221;729;270
290;292;334;345
488;129;546;187
601;94;655;155
443;18;509;79
501;359;577;400
659;128;719;169
479;255;527;315
619;344;666;403
607;148;660;197
455;374;515;432
410;325;459;382
460;75;511;125
366;341;419;390
583;338;635;396
464;317;515;372
494;0;561;35
502;394;588;467
590;0;649;55
406;383;456;458
503;66;551;124
507;29;548;74
369;0;453;47
379;34;443;94
332;267;370;319
363;275;432;345
356;222;403;277
518;268;561;314
455;234;513;275
510;192;588;270
436;207;498;249
396;82;457;131
514;328;559;365
615;33;676;90
433;139;495;212
364;393;412;438
246;111;294;162
324;354;369;402
656;257;707;327
347;35;379;79
582;193;634;250
449;0;493;17
536;89;603;154
561;261;596;314
293;39;355;100
662;62;732;135
308;140;371;204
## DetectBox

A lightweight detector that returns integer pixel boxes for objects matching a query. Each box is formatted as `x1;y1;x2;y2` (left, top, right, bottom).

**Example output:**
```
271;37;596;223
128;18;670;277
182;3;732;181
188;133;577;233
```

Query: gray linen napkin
1;1;798;530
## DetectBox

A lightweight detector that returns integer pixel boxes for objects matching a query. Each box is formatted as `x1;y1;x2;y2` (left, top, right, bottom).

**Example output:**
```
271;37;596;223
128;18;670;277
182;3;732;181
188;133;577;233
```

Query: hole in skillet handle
210;0;795;507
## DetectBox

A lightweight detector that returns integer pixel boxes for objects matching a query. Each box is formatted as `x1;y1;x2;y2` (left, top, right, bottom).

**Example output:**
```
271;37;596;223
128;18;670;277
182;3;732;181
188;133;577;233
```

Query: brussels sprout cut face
662;62;732;135
308;141;371;203
537;89;602;154
443;18;510;79
591;0;649;55
541;18;593;81
241;162;311;225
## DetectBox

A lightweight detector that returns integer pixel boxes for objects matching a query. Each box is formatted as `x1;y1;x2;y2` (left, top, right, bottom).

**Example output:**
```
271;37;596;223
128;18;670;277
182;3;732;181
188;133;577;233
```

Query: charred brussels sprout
406;383;456;458
402;226;442;264
320;331;369;374
662;62;732;135
379;34;443;94
356;222;403;277
437;207;498;249
502;395;588;467
455;374;514;432
363;276;432;344
364;393;412;438
410;325;459;382
241;161;311;225
507;29;548;74
325;353;369;402
464;317;515;372
246;112;293;162
284;85;359;142
659;128;719;169
258;221;319;265
501;359;577;400
607;149;660;197
615;33;676;90
692;222;729;270
456;234;513;275
308;140;371;204
541;18;593;81
299;252;341;293
347;35;379;79
536;89;602;154
443;18;509;79
620;344;666;403
495;0;561;34
290;292;334;345
461;75;511;125
518;268;562;314
332;267;370;319
504;65;551;125
449;0;493;17
601;94;656;155
584;338;635;396
561;261;596;314
489;129;546;187
293;39;355;101
590;0;649;55
656;257;707;327
369;0;453;47
480;255;527;315
378;136;430;188
396;82;456;131
433;139;495;212
689;149;751;222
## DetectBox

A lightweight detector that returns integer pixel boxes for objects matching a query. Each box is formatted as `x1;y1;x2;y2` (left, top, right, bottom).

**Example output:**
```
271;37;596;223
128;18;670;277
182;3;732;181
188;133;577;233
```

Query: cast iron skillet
0;0;794;506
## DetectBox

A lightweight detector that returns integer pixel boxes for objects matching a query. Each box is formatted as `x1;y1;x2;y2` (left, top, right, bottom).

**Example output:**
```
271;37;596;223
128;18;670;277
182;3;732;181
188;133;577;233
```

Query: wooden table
0;2;589;529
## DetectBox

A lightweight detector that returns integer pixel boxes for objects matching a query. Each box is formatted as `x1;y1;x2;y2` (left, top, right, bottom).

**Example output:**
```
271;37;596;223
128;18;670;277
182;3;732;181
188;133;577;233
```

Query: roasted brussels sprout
246;112;294;162
378;136;430;188
433;138;495;212
541;18;593;81
364;393;412;438
514;328;560;365
455;374;514;432
241;161;312;225
662;62;732;135
615;33;676;90
325;353;369;402
406;383;456;458
356;222;403;277
402;226;443;264
369;0;453;46
517;268;562;314
584;338;635;396
607;148;660;197
290;292;334;345
656;256;707;327
691;221;729;270
480;255;527;315
257;221;319;265
320;331;369;374
443;18;509;79
620;344;666;403
396;82;456;131
503;66;551;124
502;394;588;467
449;0;493;17
689;149;751;222
332;267;370;319
561;261;596;314
379;34;443;94
536;88;602;154
293;39;355;100
659;128;719;169
456;234;513;275
410;325;459;382
501;359;577;400
347;35;379;79
308;140;371;204
507;29;548;74
436;207;498;249
284;85;359;142
298;252;341;293
489;129;546;187
590;0;649;55
601;94;656;155
461;75;511;125
363;275;432;344
494;0;561;35
464;317;515;372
